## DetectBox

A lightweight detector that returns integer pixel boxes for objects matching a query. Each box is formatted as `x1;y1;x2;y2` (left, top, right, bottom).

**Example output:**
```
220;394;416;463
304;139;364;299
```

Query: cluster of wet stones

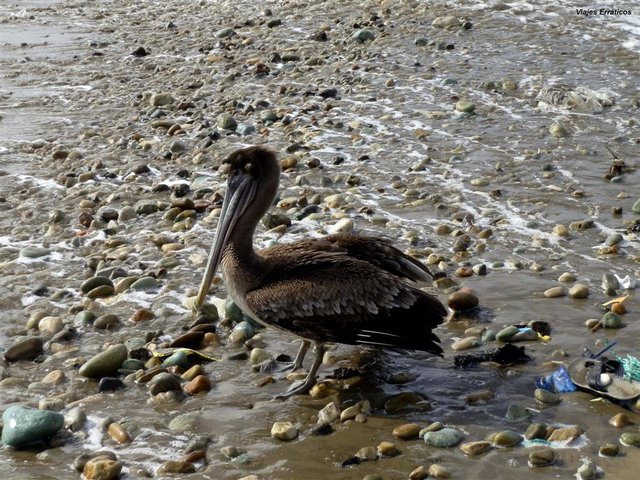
264;396;638;480
3;265;639;480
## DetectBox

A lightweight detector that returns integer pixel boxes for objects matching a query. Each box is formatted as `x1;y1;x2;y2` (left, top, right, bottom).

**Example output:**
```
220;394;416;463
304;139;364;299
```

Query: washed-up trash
616;354;640;382
602;294;630;308
454;343;531;368
536;366;577;393
616;275;636;290
567;357;640;402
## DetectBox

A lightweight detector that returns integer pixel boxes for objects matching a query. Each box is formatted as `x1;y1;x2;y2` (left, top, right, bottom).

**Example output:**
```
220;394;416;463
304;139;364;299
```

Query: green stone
577;460;598;480
163;207;182;221
168;412;202;432
632;198;640;214
423;427;463;448
384;392;429;414
197;303;219;323
148;372;181;395
155;257;180;269
421;422;443;434
1;405;64;447
162;350;191;369
414;37;428;46
215;27;235;38
621;432;640;447
136;202;158;215
524;423;547;440
352;29;375;42
534;388;561;405
80;276;113;294
481;329;496;342
74;310;97;327
549;123;568;138
505;404;530;422
492;430;522;447
260;110;278;123
496;325;519;342
79;344;128;378
229;321;255;342
605;233;624;246
129;276;160;291
86;285;115;299
19;246;52;258
121;358;145;371
124;337;146;350
455;100;476;113
217;113;237;130
225;298;244;322
602;312;622;329
236;123;256;135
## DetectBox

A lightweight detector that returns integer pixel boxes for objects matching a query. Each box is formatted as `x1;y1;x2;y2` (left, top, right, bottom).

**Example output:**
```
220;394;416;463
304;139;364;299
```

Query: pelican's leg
276;339;310;373
292;339;311;370
276;342;325;399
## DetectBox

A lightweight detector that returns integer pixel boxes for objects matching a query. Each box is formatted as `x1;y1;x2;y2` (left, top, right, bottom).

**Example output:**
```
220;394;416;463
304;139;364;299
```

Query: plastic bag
536;366;577;393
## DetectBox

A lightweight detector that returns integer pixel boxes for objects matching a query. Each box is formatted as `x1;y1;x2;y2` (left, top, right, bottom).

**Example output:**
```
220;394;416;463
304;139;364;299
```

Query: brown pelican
194;146;446;397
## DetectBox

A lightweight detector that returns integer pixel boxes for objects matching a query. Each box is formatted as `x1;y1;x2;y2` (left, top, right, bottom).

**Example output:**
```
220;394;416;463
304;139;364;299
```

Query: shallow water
0;0;639;478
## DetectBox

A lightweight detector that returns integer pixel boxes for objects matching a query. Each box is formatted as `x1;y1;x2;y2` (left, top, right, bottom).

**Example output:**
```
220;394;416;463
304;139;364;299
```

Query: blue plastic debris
536;366;577;393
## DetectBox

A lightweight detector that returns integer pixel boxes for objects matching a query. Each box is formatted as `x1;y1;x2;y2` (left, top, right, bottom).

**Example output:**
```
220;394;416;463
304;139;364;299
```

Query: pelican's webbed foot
275;339;311;374
274;342;324;400
275;374;318;399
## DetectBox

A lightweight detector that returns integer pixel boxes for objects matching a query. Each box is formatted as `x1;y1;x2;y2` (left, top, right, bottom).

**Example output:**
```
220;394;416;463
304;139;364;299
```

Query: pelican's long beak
194;173;257;309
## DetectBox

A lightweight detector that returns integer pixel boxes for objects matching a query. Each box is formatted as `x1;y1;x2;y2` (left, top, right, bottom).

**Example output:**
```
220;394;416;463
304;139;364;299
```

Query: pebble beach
1;0;640;479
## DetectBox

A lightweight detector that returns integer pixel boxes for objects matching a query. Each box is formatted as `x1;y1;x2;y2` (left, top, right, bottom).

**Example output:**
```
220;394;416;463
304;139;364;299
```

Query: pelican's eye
244;162;258;178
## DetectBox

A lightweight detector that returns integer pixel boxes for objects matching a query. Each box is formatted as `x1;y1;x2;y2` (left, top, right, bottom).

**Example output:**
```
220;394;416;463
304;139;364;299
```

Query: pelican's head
194;146;280;309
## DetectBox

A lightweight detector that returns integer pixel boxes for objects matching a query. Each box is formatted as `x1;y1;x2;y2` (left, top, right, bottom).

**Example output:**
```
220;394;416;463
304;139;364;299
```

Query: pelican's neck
227;218;258;261
225;186;274;263
222;218;263;300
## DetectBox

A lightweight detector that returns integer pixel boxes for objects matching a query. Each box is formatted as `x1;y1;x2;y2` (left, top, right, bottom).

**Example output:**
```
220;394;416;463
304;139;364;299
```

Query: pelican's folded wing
245;255;444;354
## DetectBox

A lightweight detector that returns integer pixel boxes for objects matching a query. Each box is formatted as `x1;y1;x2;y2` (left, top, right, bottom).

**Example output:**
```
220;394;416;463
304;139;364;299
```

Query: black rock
152;183;171;193
173;183;190;197
98;377;125;392
319;88;338;99
454;344;531;368
131;46;149;57
311;423;333;436
310;31;328;41
51;326;78;343
131;163;151;174
32;286;51;297
341;456;361;467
